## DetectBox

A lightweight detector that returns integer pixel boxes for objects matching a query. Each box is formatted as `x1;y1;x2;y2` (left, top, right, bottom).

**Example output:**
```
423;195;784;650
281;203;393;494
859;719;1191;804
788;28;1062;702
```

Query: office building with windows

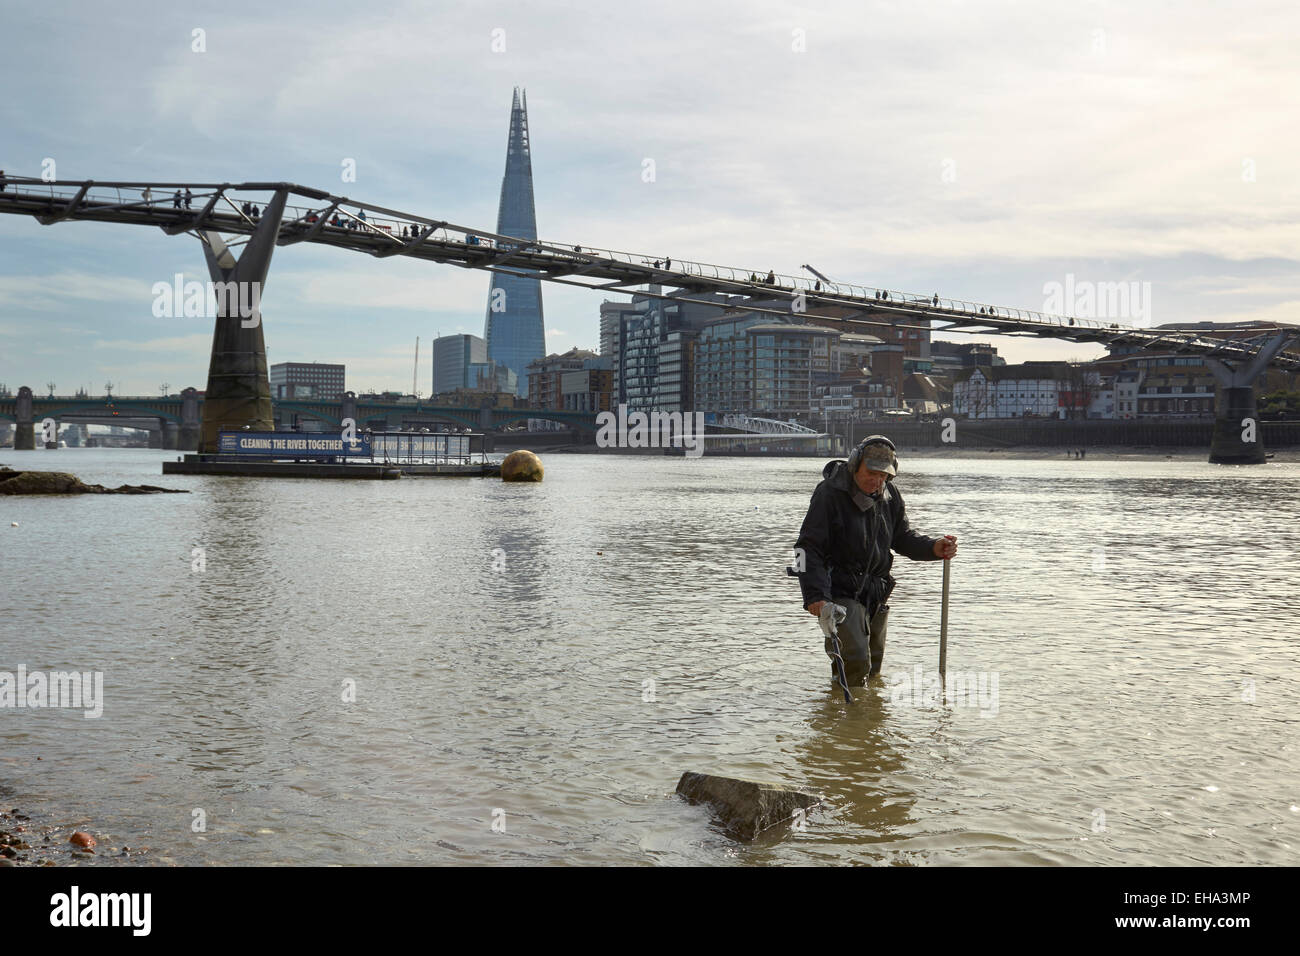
269;362;345;400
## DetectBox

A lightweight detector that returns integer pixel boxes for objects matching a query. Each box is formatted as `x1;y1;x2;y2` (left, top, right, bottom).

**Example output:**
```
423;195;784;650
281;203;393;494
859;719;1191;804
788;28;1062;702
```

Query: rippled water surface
2;448;1297;865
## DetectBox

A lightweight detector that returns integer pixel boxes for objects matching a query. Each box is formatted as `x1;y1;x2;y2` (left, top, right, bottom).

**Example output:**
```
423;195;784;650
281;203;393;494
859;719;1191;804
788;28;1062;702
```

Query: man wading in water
794;436;957;687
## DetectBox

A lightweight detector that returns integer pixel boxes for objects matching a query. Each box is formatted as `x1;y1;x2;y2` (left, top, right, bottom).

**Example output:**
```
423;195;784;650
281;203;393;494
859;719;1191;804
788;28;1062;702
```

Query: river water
1;448;1296;866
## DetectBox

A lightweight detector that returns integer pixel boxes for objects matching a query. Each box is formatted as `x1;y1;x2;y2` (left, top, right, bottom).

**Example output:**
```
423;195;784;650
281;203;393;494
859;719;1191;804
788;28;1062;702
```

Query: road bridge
0;389;600;449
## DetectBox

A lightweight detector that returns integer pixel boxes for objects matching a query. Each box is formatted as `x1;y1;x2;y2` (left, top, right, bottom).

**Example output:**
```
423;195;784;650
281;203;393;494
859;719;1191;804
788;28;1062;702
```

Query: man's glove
818;602;848;640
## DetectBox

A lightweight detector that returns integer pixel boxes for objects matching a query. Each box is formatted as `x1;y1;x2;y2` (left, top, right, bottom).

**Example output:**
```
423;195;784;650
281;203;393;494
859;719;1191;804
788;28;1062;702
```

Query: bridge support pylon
196;190;288;453
162;421;179;449
179;387;200;450
13;386;35;450
1205;330;1294;464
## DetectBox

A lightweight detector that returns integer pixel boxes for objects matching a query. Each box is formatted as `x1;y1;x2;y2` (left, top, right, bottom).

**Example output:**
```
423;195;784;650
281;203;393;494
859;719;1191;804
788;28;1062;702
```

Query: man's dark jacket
794;459;941;611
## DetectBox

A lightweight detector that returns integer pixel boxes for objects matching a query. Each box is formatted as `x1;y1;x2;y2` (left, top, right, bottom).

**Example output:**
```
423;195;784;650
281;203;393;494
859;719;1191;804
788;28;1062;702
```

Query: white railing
718;414;819;435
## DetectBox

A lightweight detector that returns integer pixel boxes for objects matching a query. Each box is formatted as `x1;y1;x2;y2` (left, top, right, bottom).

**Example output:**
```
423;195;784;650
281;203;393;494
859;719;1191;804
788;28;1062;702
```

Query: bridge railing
1;179;201;215
0;178;1219;336
0;178;455;245
483;235;1135;334
5;178;1290;359
31;395;181;402
718;414;819;435
367;430;487;464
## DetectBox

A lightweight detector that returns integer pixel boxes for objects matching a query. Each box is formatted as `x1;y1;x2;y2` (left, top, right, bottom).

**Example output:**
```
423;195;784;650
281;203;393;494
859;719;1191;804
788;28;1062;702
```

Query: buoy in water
501;449;544;482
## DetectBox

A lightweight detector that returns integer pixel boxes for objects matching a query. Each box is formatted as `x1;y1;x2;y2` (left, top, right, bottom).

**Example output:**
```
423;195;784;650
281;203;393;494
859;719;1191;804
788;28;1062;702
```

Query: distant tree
1062;363;1101;420
956;370;996;419
1259;389;1300;420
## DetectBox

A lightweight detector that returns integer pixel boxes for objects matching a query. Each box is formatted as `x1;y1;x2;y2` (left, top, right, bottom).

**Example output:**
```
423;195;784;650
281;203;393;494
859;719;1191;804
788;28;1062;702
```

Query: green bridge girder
0;394;598;433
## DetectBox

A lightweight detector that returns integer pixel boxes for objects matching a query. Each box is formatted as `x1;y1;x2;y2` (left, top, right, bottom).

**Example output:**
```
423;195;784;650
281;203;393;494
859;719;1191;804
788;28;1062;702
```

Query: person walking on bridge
794;436;957;686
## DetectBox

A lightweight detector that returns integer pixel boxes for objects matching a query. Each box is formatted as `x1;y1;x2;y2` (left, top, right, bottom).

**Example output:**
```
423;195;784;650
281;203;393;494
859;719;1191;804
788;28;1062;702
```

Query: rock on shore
0;808;142;865
0;466;189;495
0;808;33;864
676;771;822;841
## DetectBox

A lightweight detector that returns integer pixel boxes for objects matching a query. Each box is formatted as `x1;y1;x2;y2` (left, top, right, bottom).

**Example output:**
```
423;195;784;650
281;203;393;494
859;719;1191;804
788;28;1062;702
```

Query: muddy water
1;448;1296;865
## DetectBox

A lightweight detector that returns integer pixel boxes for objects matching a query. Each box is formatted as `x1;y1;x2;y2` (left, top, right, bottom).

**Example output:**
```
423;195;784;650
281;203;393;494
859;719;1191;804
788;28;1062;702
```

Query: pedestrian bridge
1;174;1296;462
717;415;822;436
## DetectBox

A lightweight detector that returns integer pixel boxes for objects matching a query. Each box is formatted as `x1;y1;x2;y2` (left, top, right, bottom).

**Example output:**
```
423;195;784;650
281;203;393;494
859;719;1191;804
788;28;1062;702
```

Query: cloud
4;0;1300;387
0;273;155;308
93;333;211;354
271;264;490;312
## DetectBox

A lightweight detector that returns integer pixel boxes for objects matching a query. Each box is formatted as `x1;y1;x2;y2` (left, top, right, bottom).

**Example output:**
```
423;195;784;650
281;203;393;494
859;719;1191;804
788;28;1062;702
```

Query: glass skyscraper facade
483;87;545;398
432;333;488;395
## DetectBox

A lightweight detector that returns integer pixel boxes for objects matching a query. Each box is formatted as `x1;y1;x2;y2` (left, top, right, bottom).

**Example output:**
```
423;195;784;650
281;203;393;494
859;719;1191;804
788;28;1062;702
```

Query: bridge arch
344;407;483;431
492;411;594;433
29;402;182;424
408;410;481;431
280;407;343;428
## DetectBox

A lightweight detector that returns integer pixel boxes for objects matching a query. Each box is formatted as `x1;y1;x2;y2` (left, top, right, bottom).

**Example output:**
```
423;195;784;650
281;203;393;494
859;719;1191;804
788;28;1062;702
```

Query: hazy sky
2;0;1297;396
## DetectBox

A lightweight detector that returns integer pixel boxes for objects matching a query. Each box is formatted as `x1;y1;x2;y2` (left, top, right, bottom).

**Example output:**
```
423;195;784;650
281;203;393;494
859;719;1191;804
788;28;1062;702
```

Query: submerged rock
676;771;822;842
0;466;188;495
500;450;544;483
69;831;96;850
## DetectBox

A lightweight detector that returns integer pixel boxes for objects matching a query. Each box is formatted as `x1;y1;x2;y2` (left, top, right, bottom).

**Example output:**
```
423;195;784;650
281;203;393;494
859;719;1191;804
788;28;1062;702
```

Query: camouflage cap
858;442;897;476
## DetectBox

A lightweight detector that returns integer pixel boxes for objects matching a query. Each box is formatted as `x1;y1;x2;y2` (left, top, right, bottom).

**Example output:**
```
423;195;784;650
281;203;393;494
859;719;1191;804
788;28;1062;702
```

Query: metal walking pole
939;550;951;679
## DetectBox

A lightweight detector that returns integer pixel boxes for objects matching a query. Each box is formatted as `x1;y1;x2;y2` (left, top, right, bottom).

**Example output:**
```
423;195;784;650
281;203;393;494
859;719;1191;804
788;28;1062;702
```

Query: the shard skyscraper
484;87;545;397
